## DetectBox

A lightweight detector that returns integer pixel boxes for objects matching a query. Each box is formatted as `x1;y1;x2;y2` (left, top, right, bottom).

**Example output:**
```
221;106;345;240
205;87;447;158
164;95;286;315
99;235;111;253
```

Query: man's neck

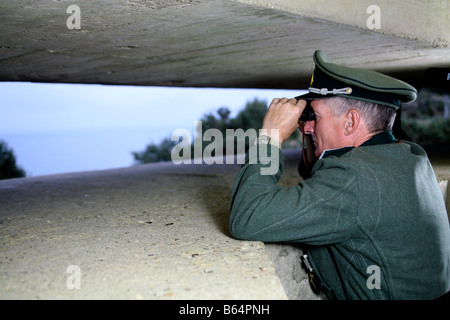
353;132;377;148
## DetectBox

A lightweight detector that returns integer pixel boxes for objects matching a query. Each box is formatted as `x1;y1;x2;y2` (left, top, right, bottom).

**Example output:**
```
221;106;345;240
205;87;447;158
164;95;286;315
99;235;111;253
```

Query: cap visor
294;92;334;101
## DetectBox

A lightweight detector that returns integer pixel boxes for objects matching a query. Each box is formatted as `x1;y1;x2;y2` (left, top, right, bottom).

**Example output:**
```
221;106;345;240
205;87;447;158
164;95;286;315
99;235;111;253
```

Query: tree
195;98;270;156
230;98;268;130
401;88;450;146
132;137;177;164
0;140;26;179
133;97;301;164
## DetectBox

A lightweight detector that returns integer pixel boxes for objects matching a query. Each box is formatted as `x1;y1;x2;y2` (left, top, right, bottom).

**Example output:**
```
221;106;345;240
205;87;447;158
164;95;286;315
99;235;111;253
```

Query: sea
1;126;180;177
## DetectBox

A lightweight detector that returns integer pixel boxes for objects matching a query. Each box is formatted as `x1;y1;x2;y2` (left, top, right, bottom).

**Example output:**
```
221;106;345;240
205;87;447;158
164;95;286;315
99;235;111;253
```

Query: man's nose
303;120;315;134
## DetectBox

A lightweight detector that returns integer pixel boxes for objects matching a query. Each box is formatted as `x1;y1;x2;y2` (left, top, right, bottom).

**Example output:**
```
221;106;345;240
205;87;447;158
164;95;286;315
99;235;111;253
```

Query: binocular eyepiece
297;100;316;124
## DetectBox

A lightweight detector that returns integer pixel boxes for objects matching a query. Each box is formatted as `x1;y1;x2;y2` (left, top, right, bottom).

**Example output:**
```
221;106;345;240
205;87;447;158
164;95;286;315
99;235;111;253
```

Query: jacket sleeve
229;145;358;245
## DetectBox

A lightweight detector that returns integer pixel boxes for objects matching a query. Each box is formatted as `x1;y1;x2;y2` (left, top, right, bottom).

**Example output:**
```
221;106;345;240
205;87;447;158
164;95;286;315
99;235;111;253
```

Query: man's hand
262;98;307;144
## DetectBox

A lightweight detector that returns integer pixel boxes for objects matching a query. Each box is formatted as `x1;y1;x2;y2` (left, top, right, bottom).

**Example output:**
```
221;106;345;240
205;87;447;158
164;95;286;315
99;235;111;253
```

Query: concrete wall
236;0;450;46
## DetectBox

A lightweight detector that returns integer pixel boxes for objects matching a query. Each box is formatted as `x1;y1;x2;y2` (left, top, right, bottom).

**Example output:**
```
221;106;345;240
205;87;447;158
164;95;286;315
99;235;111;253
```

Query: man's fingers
270;97;282;105
296;99;307;118
270;97;298;107
296;99;307;107
272;97;293;102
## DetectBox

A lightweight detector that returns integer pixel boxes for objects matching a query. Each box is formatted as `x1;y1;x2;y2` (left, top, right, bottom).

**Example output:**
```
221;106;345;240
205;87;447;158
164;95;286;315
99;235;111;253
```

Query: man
229;50;450;300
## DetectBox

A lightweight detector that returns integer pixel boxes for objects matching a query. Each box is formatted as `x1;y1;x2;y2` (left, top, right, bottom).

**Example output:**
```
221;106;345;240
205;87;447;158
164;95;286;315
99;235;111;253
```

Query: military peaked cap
297;50;417;109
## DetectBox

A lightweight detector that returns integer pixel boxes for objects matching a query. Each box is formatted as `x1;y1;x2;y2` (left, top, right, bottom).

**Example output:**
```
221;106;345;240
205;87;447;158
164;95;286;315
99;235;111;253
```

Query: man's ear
343;109;360;136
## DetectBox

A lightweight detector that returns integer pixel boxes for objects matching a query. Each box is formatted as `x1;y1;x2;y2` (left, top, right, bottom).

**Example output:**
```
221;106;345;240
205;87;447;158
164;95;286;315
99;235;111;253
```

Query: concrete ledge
0;162;287;299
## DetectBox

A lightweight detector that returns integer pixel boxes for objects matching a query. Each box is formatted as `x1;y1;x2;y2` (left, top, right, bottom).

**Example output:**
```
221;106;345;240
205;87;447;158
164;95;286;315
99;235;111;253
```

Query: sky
0;82;304;177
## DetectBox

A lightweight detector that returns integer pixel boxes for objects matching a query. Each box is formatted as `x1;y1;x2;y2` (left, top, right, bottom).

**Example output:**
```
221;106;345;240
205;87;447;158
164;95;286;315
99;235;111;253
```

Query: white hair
325;97;397;133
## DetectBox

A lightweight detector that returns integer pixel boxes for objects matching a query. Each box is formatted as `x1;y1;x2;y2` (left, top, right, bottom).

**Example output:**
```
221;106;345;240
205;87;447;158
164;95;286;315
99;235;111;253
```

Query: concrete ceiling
0;0;449;90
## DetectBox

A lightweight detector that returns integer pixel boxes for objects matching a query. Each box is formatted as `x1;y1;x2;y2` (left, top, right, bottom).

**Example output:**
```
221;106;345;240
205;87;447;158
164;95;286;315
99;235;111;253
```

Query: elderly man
229;50;450;300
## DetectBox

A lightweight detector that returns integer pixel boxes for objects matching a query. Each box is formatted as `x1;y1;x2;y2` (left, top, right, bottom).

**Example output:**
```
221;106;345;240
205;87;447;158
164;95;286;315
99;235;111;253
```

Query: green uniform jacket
229;131;450;299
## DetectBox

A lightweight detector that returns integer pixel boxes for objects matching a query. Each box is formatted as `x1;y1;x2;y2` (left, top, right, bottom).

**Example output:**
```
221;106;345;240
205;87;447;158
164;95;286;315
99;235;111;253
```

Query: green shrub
0;140;26;179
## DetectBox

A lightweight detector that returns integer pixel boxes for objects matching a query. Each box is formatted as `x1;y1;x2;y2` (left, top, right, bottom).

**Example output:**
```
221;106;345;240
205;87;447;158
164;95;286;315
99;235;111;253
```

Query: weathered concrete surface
0;0;449;89
0;158;292;299
0;149;448;300
237;0;450;46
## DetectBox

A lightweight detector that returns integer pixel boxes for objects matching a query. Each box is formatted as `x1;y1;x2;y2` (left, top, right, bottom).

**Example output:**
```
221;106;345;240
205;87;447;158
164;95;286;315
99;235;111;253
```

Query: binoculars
297;100;316;124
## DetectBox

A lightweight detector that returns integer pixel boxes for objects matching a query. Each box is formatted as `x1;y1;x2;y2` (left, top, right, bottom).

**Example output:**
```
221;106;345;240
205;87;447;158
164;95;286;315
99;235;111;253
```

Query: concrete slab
0;0;448;88
0;161;289;299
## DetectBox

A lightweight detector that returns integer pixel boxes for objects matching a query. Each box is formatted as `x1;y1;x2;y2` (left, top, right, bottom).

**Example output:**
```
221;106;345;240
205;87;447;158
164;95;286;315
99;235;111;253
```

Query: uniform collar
360;130;397;147
320;131;397;159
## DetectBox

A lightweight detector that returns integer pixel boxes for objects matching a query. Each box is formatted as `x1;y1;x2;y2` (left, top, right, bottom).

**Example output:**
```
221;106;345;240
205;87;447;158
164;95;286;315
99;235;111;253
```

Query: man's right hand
262;98;307;145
